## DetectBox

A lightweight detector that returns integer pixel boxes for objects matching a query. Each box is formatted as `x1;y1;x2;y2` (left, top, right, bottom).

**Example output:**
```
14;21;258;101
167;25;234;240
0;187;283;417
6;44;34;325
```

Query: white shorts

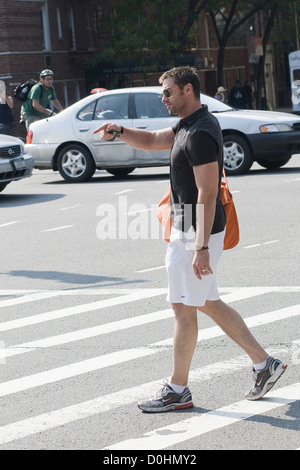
165;226;225;307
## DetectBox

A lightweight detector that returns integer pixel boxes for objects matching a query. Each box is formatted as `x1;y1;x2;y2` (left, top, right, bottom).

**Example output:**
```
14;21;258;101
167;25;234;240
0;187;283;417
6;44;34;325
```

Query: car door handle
136;126;148;129
79;127;90;132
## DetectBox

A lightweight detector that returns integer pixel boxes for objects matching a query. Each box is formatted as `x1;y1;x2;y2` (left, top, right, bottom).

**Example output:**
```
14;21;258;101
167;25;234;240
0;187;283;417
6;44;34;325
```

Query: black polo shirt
170;105;226;234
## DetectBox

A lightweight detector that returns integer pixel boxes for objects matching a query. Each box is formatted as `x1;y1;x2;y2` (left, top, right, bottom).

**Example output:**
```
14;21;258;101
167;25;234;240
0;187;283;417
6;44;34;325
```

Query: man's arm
5;95;14;109
32;99;52;116
52;98;63;112
192;161;219;279
93;123;174;151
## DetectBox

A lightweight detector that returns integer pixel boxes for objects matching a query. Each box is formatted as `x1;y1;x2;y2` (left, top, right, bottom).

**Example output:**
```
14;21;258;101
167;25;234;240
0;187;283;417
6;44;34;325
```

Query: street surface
0;156;299;453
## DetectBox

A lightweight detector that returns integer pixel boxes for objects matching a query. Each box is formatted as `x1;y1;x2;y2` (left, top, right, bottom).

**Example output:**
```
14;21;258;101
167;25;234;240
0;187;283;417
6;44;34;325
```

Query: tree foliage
93;0;299;98
95;0;209;67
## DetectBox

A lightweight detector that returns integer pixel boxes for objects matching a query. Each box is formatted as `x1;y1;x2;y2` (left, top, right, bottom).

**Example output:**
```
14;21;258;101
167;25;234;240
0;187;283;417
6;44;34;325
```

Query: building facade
0;0;294;137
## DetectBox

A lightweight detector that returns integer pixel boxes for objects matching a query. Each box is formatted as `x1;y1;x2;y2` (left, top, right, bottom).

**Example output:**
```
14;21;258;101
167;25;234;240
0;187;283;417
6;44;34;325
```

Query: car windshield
200;93;234;113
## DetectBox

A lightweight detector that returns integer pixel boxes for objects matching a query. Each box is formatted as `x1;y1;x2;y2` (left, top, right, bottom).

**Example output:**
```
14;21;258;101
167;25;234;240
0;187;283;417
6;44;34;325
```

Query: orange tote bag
156;169;239;250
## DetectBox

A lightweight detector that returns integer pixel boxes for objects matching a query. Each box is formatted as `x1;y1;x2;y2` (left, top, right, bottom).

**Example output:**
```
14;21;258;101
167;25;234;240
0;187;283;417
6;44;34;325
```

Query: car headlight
260;124;293;133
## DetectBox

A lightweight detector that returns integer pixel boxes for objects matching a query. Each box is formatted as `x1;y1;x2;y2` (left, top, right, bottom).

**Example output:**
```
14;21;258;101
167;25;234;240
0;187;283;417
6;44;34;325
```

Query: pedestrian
0;82;14;135
228;79;246;109
20;69;63;130
261;86;267;110
214;86;226;102
242;80;253;109
93;66;287;412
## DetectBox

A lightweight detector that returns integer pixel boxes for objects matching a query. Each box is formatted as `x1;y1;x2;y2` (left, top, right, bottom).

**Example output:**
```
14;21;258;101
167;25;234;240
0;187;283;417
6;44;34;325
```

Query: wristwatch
108;126;124;141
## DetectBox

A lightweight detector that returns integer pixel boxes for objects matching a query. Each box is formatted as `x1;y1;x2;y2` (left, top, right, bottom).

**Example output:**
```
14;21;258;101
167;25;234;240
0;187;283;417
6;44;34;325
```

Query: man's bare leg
170;303;198;386
198;299;268;364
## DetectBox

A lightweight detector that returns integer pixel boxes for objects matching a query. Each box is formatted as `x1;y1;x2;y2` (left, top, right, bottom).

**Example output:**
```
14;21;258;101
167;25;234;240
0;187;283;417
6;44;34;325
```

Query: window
77;101;97;121
77;95;129;121
94;94;129;120
40;2;51;50
134;93;169;118
68;5;76;50
56;6;63;39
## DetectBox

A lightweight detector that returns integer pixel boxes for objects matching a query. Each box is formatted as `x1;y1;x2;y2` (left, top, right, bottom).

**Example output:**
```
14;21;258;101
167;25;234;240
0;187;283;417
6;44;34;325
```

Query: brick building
0;0;90;136
0;0;294;138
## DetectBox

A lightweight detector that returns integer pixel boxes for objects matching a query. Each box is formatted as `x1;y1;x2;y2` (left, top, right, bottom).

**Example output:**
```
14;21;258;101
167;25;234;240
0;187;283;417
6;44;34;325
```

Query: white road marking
1;302;298;361
135;266;165;273
128;208;153;215
0;287;167;297
113;189;133;195
264;240;279;245
0;286;298;448
0;289;167;332
0;291;65;309
0;221;19;228
0;348;289;445
60;204;82;211
42;225;74;232
105;382;300;450
244;244;262;249
244;240;280;249
0;304;298;395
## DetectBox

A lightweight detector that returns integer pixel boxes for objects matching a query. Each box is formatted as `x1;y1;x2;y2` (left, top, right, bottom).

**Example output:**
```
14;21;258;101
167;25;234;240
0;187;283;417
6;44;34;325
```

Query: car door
132;91;179;164
74;93;134;166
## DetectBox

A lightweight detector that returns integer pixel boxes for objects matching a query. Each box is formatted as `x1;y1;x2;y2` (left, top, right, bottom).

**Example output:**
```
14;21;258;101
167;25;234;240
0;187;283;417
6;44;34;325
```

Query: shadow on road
3;269;146;287
0;193;65;207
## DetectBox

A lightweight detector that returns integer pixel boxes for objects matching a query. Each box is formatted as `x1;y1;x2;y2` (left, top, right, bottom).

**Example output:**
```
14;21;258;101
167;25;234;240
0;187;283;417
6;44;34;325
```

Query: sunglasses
161;87;177;98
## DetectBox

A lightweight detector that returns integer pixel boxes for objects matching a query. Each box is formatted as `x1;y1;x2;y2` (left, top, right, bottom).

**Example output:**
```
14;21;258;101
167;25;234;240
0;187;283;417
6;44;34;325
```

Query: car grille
292;122;300;130
0;145;21;159
0;169;27;181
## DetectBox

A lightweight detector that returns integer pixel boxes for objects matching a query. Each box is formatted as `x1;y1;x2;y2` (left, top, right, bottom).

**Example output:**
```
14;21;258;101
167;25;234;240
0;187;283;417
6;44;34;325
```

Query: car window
77;101;97;121
94;93;129;120
201;93;234;113
134;92;170;118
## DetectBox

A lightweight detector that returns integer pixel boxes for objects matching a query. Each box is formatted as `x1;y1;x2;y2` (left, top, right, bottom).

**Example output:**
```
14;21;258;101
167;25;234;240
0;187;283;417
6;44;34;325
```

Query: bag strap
222;167;228;188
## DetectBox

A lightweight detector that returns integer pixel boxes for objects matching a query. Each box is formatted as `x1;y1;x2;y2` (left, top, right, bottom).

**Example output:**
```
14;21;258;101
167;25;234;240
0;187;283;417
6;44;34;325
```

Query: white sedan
25;87;300;182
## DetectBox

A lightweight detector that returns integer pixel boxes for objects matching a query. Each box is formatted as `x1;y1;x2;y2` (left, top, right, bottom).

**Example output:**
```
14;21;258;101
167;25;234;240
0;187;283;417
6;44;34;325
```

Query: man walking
21;69;63;130
93;66;287;412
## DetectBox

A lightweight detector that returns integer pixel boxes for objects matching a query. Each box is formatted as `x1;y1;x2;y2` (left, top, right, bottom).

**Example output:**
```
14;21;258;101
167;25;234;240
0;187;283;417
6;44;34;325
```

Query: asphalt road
0;157;299;453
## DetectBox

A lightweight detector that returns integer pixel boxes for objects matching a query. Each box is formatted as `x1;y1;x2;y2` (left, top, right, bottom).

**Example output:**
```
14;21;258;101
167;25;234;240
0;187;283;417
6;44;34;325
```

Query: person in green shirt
21;69;63;130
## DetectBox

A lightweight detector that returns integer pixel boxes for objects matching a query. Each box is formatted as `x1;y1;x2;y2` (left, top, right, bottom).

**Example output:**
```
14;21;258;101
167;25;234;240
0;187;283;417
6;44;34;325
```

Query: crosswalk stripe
0;309;174;359
104;382;300;450
0;286;298;449
0;348;288;445
0;289;167;332
0;303;299;361
0;287;169;308
0;305;298;397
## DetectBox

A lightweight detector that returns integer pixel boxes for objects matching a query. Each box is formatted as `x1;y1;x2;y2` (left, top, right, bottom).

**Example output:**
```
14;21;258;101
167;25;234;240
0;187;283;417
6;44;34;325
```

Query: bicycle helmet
40;69;54;78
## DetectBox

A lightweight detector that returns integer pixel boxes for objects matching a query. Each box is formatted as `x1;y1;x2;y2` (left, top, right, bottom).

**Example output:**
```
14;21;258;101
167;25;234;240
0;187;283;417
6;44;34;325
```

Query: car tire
223;134;253;175
256;156;291;170
105;168;135;177
57;144;96;183
0;182;8;193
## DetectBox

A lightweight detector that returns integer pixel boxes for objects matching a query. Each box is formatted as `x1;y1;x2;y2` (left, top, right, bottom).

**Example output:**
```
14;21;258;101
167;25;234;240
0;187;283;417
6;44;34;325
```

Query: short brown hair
159;66;201;99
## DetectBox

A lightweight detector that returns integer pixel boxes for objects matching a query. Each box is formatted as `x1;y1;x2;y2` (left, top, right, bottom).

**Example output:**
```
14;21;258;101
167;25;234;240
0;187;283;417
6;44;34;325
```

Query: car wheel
105;168;135;177
0;182;8;193
256;156;291;170
223;134;253;175
57;144;96;183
